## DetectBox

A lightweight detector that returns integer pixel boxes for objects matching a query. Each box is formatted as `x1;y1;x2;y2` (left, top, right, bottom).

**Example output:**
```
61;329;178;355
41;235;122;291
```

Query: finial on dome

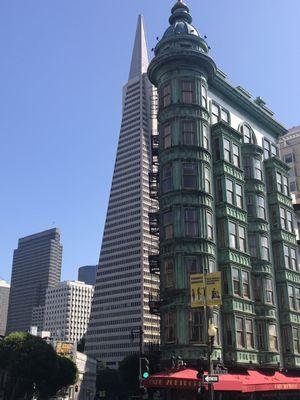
169;0;192;25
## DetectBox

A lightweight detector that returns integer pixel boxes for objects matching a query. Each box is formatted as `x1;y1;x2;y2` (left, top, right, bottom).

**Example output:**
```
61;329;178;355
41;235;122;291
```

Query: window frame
161;83;171;108
184;208;199;237
181;79;195;103
182;162;197;190
182;120;196;146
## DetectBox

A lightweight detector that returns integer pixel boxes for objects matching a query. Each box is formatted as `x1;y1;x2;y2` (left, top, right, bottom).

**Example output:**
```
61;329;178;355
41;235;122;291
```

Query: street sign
203;375;219;383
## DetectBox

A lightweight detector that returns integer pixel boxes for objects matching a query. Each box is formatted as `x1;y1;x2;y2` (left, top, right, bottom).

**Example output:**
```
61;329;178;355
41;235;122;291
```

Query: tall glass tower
85;15;160;367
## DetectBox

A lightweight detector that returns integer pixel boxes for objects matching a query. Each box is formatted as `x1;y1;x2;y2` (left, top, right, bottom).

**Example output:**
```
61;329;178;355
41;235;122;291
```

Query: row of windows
161;80;208;109
162;208;213;240
162;163;211;194
161;120;209;150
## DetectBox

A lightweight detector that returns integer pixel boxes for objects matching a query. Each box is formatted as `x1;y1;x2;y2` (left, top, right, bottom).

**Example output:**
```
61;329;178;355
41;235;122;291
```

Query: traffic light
141;357;150;379
75;385;79;392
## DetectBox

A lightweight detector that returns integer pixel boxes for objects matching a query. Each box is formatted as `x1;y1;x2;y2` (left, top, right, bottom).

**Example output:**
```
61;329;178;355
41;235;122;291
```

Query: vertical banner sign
206;271;222;306
190;274;205;308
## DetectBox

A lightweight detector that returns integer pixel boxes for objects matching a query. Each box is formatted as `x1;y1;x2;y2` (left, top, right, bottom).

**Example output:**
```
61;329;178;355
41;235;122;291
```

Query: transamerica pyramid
85;15;160;367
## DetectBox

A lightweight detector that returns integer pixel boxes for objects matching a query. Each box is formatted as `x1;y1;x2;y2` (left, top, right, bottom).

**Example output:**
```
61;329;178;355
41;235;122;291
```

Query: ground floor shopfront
143;369;300;400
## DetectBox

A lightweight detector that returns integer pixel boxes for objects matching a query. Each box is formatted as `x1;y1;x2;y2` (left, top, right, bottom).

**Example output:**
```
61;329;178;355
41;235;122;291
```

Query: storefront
143;369;300;400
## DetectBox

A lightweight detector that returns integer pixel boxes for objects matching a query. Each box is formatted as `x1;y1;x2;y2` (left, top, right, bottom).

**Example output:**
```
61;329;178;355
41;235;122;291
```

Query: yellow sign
190;272;222;308
56;341;74;357
206;272;222;306
190;274;205;308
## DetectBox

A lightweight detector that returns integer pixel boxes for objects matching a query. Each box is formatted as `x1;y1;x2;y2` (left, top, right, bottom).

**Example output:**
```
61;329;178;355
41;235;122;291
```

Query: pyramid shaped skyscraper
85;15;160;367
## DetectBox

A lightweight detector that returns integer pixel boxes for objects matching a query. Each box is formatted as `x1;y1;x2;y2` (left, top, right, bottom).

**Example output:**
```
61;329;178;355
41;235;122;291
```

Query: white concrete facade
43;281;94;343
0;279;10;336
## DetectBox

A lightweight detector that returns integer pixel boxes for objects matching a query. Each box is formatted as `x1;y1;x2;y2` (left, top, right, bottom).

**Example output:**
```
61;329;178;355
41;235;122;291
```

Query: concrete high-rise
6;228;62;334
43;281;94;343
78;265;97;286
0;279;10;336
85;15;160;367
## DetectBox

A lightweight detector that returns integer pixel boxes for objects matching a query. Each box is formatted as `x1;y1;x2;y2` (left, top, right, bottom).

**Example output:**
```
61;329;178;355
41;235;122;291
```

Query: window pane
207;211;213;240
236;184;243;208
233;144;240;167
162;164;172;193
239;226;246;252
183;121;196;146
211;104;219;124
226;179;234;204
162;84;171;107
229;222;237;249
242;125;251;143
232;268;240;296
164;212;173;239
183;163;197;189
165;260;174;288
182;80;194;103
242;271;250;298
202;124;209;149
204;167;211;193
224;138;231;162
185;209;198;236
163;124;171;149
269;324;278;351
221;108;229;123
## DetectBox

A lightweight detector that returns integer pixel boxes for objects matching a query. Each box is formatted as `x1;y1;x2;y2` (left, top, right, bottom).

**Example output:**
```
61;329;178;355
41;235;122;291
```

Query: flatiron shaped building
85;15;160;367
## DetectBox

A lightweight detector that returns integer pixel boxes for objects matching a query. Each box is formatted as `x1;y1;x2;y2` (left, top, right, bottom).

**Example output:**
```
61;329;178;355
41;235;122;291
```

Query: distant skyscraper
85;15;160;367
43;281;94;343
6;228;62;334
0;279;10;336
78;265;97;286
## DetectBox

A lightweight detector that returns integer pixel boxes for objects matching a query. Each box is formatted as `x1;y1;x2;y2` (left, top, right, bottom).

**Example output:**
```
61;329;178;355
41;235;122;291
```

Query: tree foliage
0;332;78;400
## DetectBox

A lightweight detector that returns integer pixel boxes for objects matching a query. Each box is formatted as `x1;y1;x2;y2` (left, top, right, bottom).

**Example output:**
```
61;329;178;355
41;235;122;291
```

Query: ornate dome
162;1;200;39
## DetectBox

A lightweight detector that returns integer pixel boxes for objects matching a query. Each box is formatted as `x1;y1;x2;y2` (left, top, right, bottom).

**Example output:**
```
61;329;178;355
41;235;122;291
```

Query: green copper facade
148;1;300;371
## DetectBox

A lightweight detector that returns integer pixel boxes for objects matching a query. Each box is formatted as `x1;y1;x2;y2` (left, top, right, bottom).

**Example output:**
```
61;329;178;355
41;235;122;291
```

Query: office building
78;265;97;286
85;15;160;366
0;279;10;336
6;228;62;333
147;0;300;373
43;281;94;343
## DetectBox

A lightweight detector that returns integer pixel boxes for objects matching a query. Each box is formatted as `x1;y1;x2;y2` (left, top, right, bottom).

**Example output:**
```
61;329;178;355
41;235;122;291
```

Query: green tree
0;332;77;400
96;368;121;400
118;353;140;396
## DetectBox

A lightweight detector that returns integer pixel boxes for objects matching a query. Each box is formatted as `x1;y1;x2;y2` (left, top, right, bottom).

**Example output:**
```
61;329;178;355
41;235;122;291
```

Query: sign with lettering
190;272;222;308
203;375;219;383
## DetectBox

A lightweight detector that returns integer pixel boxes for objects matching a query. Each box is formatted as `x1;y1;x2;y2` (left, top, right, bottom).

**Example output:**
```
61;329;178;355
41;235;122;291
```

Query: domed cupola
163;0;199;39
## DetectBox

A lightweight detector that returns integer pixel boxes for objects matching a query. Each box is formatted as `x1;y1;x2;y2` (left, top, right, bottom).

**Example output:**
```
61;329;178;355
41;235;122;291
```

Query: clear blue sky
1;0;299;283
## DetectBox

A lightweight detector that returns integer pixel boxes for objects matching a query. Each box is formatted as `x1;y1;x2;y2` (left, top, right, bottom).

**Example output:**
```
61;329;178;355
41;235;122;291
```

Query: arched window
239;123;257;144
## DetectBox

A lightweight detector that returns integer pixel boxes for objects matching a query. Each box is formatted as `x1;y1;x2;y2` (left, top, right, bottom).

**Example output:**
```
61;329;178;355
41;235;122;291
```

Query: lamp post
207;323;217;400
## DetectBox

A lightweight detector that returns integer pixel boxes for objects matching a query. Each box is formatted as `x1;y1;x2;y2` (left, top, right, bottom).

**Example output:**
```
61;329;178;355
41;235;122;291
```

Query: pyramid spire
128;15;149;80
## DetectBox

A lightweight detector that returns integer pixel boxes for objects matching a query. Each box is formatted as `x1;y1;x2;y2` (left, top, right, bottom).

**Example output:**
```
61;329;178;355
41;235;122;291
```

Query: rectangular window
271;144;278;157
185;209;198;236
295;288;300;310
268;324;278;351
182;163;197;189
162;164;172;193
225;318;232;346
232;267;240;296
233;143;240;167
246;319;254;349
263;138;271;159
253;276;261;301
221;108;229;123
288;285;295;310
163;123;171;149
185;257;202;275
283;176;289;196
224;138;231;162
236;183;243;209
293;327;300;354
243;125;251;144
266;278;274;304
236;317;244;348
165;311;175;343
183;121;196;146
207;211;213;240
254;158;263;180
261;236;270;261
239;226;246;252
204;167;211;193
277;172;283;192
284;153;293;163
246;194;255;216
257;321;265;349
242;270;250;298
249;234;257;258
190;311;204;343
280;207;286;230
257;195;266;219
181;80;194;103
291;248;297;271
284;245;290;269
214;138;220;160
287;211;293;232
216;178;223;203
211;103;219;124
229;222;237;249
162;84;171;107
164;259;174;288
163;212;173;240
201;84;208;109
243;156;252;179
203;124;209;149
226;179;234;204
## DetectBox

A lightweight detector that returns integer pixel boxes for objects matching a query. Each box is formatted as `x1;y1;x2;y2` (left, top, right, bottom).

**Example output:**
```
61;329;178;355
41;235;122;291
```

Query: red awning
143;369;300;392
